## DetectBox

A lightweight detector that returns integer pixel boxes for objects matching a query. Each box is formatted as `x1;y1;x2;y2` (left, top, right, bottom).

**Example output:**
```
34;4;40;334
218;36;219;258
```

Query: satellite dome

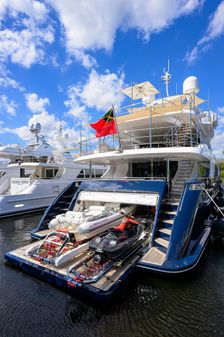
183;76;199;94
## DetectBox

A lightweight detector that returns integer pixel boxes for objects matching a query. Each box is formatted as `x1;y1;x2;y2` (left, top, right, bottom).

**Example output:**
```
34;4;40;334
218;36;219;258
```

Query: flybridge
74;76;217;158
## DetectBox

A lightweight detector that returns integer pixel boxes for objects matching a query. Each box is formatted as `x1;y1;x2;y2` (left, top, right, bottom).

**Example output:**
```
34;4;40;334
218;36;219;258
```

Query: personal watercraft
67;216;146;287
90;216;144;263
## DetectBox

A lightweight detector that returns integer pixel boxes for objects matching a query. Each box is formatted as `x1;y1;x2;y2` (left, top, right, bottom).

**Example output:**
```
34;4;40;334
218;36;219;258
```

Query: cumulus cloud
211;106;224;158
14;111;67;140
0;0;54;68
48;0;203;67
0;0;205;68
0;0;48;22
65;69;125;117
0;94;17;116
0;25;54;68
25;93;50;113
0;64;23;90
63;69;125;141
11;107;80;148
185;1;224;64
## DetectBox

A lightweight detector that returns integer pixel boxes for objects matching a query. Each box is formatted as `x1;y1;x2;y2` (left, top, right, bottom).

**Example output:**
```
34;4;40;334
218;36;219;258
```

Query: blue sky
0;0;224;157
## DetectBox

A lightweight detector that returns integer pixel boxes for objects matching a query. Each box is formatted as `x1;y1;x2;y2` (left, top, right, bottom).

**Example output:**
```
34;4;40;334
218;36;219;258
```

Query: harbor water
0;214;224;337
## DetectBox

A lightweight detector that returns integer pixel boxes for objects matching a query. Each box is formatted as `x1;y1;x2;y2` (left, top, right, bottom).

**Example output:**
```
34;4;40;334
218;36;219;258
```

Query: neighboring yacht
0;123;105;217
5;72;224;299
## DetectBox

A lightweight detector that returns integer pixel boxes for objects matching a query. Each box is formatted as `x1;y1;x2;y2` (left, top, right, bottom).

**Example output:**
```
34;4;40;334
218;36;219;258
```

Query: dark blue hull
4;252;136;301
138;227;211;274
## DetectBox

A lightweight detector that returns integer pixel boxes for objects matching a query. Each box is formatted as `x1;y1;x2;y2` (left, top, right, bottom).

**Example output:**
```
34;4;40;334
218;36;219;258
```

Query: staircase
141;201;178;266
171;160;195;196
164;123;196;147
175;124;191;146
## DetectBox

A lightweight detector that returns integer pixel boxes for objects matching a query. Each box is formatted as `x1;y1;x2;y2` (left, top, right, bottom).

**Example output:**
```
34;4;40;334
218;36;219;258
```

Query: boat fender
48;218;60;229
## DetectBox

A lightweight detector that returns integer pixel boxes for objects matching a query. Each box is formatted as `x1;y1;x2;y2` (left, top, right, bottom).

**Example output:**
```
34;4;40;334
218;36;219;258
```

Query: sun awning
150;94;205;107
122;81;159;100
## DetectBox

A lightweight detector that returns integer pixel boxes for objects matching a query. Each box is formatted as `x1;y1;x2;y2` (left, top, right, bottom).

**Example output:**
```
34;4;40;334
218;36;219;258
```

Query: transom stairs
141;201;178;266
141;161;196;266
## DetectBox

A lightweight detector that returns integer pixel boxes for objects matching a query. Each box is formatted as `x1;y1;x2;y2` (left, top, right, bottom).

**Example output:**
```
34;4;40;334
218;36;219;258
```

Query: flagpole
112;105;123;152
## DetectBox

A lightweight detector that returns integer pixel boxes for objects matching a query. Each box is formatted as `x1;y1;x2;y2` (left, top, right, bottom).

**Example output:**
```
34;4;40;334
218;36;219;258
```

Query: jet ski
90;216;144;263
67;216;146;287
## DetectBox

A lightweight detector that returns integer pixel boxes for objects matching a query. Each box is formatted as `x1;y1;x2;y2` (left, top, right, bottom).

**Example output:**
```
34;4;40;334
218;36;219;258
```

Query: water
1;214;224;337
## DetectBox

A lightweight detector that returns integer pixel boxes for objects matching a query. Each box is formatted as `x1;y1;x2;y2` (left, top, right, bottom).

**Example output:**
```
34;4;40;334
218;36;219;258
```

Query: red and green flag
90;108;117;138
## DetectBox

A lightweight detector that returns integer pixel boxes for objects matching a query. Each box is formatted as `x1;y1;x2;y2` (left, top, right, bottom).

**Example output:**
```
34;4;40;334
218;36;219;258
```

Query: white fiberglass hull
0;193;55;217
0;179;74;217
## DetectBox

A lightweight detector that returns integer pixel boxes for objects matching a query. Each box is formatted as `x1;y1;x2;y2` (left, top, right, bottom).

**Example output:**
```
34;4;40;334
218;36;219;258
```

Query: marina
1;213;224;337
4;74;224;300
1;2;224;335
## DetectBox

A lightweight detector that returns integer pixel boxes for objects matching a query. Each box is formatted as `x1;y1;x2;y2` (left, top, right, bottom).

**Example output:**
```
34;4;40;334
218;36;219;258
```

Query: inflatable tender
27;205;136;266
48;205;135;237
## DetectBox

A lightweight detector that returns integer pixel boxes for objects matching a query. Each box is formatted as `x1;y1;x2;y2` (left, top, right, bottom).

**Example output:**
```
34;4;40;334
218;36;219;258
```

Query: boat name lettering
11;180;29;185
189;183;205;190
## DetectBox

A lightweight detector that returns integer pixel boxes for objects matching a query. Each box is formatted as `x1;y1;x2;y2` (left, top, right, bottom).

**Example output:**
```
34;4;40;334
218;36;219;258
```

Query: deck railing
77;122;210;156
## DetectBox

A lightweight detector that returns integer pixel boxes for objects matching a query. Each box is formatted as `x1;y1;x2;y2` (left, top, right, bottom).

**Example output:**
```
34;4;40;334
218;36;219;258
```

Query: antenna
29;122;42;143
161;59;171;97
207;88;210;112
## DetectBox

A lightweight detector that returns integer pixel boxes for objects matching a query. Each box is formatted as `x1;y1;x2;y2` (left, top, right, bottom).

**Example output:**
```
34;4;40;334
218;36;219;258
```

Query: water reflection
0;214;224;337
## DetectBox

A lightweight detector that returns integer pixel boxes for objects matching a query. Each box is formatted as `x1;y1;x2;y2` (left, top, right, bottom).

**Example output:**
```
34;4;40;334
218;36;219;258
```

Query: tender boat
5;71;223;299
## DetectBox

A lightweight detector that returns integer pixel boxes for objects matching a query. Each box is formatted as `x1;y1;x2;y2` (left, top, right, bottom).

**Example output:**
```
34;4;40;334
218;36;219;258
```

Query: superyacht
5;70;224;299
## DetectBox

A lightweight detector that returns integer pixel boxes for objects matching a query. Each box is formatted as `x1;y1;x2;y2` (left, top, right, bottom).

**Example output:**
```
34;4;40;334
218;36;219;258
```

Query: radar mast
161;59;171;97
29;123;42;144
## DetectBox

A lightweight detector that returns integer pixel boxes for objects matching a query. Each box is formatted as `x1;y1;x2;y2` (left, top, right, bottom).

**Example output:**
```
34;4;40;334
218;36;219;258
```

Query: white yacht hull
0;193;55;217
0;180;74;217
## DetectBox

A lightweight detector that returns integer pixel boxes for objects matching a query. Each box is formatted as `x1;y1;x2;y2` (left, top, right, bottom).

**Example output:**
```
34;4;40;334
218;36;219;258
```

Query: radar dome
183;76;199;94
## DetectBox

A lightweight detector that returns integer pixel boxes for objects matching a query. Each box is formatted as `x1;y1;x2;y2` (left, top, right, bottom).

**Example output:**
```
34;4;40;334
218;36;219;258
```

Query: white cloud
211;106;224;158
63;69;125;141
0;0;48;22
0;94;17;115
65;69;125;116
0;0;54;68
48;0;203;67
11;110;80;148
185;1;224;64
0;25;54;68
0;64;23;90
25;93;50;113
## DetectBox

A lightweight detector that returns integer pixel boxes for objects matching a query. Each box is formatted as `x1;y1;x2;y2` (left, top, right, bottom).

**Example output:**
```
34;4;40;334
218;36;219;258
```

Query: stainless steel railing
77;123;210;156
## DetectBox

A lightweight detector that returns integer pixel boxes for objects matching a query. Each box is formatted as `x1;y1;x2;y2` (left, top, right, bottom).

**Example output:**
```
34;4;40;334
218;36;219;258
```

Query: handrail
203;188;224;217
77;122;211;156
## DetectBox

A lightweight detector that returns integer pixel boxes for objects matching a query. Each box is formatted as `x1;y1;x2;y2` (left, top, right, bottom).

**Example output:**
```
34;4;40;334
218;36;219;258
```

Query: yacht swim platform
5;235;146;298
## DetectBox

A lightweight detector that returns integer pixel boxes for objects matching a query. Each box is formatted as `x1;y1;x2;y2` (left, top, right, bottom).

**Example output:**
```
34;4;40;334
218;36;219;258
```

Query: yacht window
20;168;32;178
45;169;58;179
77;170;85;179
132;161;177;179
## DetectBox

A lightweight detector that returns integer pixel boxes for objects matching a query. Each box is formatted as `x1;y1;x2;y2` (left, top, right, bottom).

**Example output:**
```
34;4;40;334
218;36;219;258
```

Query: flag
90;108;117;138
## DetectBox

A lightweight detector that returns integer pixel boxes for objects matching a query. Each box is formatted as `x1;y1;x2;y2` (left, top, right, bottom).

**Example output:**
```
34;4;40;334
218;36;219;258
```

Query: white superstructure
75;75;219;192
0;124;105;216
